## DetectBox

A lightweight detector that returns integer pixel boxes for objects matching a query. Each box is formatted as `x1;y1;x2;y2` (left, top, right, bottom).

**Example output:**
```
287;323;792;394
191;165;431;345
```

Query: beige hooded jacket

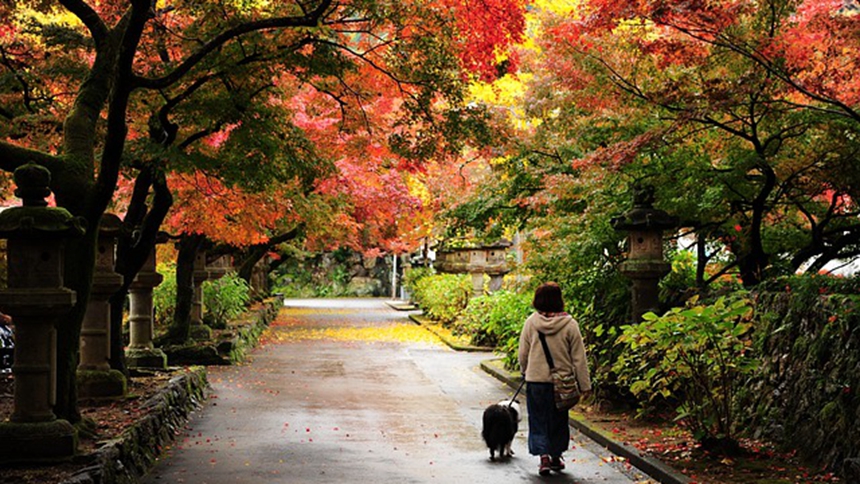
518;312;592;392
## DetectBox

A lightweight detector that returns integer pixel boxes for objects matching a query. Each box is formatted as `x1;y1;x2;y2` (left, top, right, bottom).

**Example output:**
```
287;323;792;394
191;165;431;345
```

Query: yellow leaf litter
264;320;440;345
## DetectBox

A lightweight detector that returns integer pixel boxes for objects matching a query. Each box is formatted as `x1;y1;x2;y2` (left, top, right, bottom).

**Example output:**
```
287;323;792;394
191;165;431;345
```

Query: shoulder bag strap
537;331;556;370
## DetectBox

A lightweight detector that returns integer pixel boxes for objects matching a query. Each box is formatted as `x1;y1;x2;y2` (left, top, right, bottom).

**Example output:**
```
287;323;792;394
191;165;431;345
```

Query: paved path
143;299;651;483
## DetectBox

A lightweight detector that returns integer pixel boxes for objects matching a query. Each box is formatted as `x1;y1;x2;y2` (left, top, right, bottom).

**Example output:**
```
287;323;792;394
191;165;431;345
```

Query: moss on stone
77;369;127;400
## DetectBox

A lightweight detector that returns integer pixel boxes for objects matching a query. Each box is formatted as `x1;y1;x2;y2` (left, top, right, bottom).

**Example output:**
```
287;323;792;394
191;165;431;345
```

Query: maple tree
0;0;526;423
447;1;860;293
558;0;860;286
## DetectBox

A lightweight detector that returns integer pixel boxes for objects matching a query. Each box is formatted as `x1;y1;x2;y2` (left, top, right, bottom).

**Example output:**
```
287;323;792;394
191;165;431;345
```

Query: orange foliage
164;172;295;247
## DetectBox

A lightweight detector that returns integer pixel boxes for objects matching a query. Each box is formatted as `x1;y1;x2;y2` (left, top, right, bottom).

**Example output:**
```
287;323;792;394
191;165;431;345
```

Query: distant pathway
142;299;650;483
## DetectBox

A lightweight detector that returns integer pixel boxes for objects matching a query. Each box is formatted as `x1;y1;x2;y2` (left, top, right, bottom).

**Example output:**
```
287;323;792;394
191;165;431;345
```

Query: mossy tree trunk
53;4;151;423
159;234;204;345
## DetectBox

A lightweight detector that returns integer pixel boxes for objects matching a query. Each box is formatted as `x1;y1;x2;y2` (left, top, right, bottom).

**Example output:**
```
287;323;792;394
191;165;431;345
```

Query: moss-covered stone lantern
435;240;512;297
126;234;167;369
77;213;126;400
611;185;678;323
0;163;85;463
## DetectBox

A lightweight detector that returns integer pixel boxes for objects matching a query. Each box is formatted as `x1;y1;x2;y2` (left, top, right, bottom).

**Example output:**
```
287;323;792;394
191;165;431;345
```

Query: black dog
481;401;521;461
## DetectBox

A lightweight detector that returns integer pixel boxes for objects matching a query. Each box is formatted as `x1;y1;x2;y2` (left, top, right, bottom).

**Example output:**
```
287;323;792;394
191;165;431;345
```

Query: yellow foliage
13;5;81;33
614;18;661;42
468;73;532;106
532;0;579;15
404;172;433;205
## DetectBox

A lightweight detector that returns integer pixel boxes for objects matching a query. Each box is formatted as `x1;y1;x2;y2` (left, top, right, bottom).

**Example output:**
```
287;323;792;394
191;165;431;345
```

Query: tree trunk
237;245;270;284
237;228;299;283
108;168;172;372
159;234;203;345
696;231;708;291
54;227;98;424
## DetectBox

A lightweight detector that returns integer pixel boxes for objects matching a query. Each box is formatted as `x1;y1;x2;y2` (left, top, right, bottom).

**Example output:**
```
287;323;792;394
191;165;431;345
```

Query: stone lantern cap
0;164;85;239
98;213;123;238
610;185;678;232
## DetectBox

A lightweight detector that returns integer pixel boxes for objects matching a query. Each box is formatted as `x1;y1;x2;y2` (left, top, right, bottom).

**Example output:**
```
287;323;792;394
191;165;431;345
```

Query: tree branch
134;0;333;90
58;0;109;47
92;0;152;217
0;140;64;175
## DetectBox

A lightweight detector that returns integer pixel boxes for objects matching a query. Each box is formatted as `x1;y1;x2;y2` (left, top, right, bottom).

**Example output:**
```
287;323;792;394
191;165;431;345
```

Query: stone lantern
207;255;231;281
126;238;167;369
435;240;512;297
0;163;84;463
189;248;212;340
611;185;678;323
77;213;126;400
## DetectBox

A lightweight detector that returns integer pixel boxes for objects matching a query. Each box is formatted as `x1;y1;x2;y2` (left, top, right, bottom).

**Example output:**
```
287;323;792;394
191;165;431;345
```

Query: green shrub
659;249;697;307
402;266;434;304
612;293;758;451
152;262;177;328
456;290;532;369
271;262;350;298
203;272;251;329
413;273;471;324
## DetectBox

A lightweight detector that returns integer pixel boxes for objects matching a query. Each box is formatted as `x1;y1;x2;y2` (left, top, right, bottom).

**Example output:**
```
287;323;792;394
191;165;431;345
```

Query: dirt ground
574;401;842;484
0;370;180;484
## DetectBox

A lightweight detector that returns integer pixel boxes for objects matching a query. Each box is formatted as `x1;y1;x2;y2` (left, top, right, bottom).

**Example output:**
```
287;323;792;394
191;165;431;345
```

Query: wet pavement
142;299;651;483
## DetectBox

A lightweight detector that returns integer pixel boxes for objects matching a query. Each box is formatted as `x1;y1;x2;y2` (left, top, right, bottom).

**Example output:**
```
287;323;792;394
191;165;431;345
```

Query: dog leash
508;378;526;407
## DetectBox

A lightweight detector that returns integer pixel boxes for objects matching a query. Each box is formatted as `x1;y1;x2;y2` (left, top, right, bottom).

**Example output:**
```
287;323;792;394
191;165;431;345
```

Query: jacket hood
532;312;572;335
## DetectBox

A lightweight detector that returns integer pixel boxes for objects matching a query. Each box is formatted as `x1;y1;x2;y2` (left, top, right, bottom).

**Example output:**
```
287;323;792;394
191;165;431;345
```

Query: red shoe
539;455;552;476
551;455;565;472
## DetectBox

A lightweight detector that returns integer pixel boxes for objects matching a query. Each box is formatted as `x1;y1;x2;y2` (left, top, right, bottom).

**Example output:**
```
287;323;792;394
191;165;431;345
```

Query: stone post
611;185;678;323
0;164;84;464
485;243;511;293
126;245;167;369
468;249;487;297
77;213;126;400
189;249;212;340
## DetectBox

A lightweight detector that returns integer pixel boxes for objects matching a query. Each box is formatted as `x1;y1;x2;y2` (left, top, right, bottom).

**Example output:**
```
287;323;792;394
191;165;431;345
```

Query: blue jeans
526;382;570;457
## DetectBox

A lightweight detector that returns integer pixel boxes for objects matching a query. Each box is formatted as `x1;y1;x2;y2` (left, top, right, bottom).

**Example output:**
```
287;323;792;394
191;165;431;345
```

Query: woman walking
518;282;592;476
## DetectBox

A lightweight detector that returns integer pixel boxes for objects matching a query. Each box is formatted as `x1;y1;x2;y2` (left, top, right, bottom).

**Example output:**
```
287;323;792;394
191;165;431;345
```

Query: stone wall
740;290;860;472
165;295;283;366
61;367;208;484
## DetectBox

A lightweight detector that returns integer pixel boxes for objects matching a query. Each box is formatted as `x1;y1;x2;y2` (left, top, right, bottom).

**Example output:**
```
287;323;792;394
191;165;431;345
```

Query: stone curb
61;367;209;484
481;358;691;484
384;300;419;311
408;313;494;352
59;296;284;484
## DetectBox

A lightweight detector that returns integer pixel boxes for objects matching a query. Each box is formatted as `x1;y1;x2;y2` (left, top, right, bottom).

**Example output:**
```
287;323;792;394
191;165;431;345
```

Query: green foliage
454;290;532;368
203;272;251;329
402;266;434;303
613;294;757;446
412;273;472;324
152;262;177;329
271;256;353;298
659;249;697;307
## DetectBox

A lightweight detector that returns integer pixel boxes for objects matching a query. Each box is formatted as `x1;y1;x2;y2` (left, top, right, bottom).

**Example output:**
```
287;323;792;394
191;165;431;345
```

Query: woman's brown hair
532;282;564;313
